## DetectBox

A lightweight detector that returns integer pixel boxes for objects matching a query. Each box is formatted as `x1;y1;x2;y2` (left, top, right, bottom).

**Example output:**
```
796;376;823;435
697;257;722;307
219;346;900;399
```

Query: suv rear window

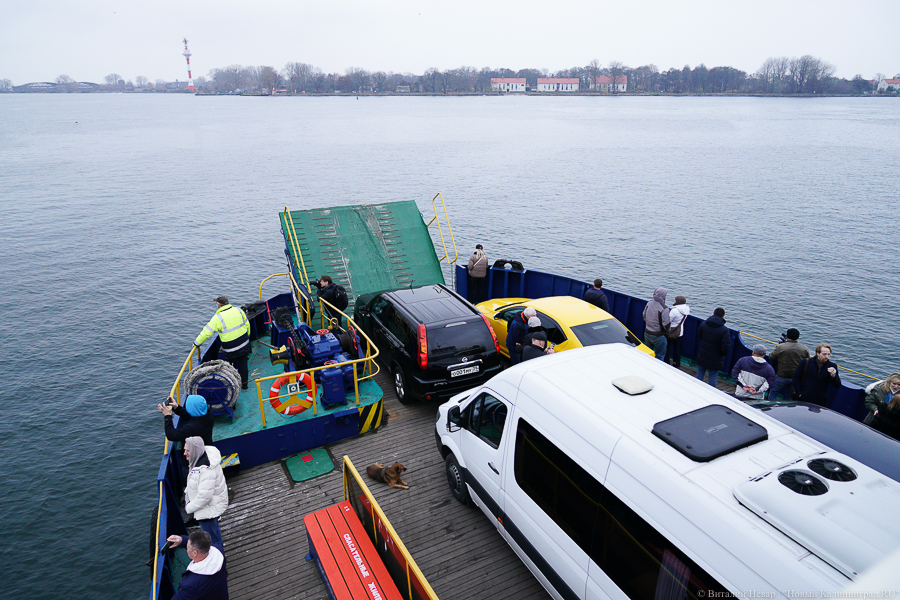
571;320;640;348
428;320;493;359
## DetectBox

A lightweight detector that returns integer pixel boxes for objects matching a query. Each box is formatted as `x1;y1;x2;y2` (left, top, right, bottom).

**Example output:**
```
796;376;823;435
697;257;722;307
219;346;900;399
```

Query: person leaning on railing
165;530;228;600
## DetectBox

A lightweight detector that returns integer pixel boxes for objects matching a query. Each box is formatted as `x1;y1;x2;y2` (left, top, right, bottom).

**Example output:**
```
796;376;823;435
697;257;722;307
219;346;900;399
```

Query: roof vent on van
778;470;829;496
652;405;768;462
611;375;653;396
808;458;857;482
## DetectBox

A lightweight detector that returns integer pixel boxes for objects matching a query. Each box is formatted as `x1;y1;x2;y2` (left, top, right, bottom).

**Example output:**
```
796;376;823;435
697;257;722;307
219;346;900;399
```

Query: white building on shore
536;78;579;92
491;78;526;92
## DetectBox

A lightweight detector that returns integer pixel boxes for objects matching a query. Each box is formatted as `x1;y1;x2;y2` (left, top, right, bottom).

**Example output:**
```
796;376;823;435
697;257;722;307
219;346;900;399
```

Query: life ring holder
268;372;316;416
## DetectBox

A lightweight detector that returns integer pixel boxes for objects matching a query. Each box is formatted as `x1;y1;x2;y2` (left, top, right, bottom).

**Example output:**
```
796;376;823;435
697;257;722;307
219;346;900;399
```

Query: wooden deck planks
222;366;551;600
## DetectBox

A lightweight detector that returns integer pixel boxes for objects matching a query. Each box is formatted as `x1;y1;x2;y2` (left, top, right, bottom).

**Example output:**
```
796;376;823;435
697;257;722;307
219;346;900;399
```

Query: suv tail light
481;314;500;354
418;324;428;369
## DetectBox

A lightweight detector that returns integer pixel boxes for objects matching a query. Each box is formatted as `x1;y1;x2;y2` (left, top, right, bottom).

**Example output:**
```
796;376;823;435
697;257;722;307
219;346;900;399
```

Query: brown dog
366;462;409;489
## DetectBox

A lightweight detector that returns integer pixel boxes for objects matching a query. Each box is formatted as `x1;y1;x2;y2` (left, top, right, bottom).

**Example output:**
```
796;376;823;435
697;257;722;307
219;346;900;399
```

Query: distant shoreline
196;91;891;98
5;90;893;98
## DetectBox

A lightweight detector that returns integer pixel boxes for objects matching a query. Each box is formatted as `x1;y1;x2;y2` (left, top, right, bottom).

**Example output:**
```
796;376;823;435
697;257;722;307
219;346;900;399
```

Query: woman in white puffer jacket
183;436;228;553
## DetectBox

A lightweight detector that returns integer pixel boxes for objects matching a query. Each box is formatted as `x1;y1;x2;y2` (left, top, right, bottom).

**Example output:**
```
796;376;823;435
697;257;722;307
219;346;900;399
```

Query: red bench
304;500;405;600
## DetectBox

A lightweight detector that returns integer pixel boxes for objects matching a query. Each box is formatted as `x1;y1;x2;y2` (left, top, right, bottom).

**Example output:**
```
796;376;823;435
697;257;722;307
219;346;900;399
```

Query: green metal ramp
280;201;446;304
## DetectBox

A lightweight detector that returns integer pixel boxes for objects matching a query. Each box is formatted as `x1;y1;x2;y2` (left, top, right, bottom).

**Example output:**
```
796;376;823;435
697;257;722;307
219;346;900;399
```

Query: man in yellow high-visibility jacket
195;296;252;389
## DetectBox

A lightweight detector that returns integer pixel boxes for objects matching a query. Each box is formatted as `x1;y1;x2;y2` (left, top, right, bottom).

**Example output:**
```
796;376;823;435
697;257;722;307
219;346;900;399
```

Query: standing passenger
521;332;554;362
666;295;690;368
506;307;536;366
768;328;810;400
466;244;489;304
696;308;731;387
158;394;214;446
792;343;841;407
195;296;251;390
165;531;228;600
521;316;544;350
583;279;610;313
182;436;229;555
311;275;348;329
732;345;777;400
642;287;670;360
864;374;900;425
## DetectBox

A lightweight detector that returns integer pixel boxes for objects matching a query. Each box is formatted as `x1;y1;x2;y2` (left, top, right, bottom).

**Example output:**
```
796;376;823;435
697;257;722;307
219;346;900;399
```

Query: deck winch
269;310;361;408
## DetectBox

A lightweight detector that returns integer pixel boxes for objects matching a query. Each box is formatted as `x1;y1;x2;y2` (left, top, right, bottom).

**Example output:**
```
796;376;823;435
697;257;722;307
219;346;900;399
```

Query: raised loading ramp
280;201;446;305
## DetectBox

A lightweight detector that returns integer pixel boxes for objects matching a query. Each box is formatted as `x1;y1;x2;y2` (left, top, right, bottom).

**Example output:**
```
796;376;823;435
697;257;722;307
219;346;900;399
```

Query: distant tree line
196;56;889;95
2;57;897;95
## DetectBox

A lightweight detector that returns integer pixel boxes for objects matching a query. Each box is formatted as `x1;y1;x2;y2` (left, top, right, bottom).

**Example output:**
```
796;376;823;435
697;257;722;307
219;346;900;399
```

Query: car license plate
450;366;479;378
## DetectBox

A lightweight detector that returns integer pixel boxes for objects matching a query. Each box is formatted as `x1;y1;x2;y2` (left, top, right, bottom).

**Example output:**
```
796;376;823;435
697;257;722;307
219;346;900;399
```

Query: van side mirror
447;406;463;431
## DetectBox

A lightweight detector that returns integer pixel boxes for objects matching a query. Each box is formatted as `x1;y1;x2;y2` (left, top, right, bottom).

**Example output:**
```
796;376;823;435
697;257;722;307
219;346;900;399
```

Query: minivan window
467;393;508;449
514;418;729;600
428;320;492;359
570;320;640;348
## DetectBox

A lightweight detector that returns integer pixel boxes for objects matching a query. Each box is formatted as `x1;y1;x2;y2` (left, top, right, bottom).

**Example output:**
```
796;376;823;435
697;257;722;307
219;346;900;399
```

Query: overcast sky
2;0;898;84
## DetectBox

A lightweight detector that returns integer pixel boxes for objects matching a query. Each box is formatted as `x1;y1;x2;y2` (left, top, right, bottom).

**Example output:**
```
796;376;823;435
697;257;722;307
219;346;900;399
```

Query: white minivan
434;344;900;600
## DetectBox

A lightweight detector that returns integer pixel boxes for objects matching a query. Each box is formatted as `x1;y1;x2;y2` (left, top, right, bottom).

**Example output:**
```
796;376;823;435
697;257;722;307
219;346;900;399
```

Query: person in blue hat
157;394;214;446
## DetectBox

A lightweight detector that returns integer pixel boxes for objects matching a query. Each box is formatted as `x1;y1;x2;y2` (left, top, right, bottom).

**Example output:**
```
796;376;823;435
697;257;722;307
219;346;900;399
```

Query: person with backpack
311;275;348;328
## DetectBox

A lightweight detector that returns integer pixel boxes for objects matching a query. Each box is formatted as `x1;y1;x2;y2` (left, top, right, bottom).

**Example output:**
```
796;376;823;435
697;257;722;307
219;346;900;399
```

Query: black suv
353;284;502;403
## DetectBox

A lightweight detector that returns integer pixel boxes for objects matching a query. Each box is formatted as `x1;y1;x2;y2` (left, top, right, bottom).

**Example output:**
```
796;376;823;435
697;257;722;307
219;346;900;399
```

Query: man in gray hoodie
642;287;670;360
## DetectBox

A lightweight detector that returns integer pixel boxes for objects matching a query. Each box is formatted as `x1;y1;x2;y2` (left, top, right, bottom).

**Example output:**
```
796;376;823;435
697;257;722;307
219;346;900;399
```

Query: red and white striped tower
182;38;195;91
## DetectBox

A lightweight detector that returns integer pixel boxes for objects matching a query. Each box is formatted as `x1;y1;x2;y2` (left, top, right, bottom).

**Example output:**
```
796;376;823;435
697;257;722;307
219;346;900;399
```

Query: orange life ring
268;372;316;415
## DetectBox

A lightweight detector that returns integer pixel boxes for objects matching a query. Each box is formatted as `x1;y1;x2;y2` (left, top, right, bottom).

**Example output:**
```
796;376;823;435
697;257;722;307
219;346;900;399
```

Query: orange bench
304;501;404;600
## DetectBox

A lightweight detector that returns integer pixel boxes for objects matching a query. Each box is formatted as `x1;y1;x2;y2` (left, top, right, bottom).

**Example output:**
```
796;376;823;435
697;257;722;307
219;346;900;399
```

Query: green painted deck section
279;201;446;306
210;339;383;442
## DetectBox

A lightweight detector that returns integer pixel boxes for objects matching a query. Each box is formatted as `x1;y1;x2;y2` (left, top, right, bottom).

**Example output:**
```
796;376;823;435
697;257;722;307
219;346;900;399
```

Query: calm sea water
1;94;898;599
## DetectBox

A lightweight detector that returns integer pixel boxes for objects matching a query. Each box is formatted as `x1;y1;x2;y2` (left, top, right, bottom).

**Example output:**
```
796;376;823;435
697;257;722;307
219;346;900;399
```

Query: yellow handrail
342;456;440;600
739;330;879;381
258;272;290;300
282;206;313;289
151;481;163;600
261;270;313;325
425;192;459;266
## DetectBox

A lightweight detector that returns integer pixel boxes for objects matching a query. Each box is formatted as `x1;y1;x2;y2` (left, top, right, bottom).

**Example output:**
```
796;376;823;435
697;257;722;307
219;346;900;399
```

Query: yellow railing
151;481;164;600
425;192;458;266
260;270;314;325
739;330;879;381
163;345;203;455
281;206;326;326
253;298;381;428
342;456;440;600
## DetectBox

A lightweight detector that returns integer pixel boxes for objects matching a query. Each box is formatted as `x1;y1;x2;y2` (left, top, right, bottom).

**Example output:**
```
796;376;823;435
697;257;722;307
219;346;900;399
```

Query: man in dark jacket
506;307;536;365
521;332;553;362
695;308;731;387
583;279;610;313
311;275;345;328
792;343;841;407
166;530;228;600
158;394;215;446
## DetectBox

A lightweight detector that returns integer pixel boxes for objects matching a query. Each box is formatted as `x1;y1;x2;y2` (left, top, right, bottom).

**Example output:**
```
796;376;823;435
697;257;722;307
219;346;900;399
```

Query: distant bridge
12;82;100;92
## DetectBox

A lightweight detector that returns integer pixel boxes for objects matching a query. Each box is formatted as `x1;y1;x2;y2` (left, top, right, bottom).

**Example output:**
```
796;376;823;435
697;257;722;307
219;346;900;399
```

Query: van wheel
445;454;469;504
394;366;414;404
